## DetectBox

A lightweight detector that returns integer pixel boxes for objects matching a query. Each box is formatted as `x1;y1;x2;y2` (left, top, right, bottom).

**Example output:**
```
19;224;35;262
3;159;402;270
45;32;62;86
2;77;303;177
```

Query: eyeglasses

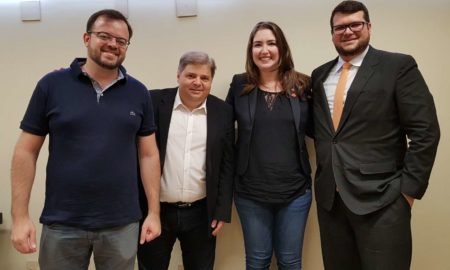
88;31;130;48
332;21;368;35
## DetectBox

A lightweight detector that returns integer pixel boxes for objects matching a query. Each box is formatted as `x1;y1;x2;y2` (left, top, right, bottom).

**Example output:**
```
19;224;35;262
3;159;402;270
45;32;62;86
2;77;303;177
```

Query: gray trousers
39;222;139;270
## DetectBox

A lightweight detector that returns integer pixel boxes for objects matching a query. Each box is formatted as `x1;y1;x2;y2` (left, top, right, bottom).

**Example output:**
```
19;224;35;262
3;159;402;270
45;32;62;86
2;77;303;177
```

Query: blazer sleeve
396;55;440;199
213;105;235;222
225;74;240;115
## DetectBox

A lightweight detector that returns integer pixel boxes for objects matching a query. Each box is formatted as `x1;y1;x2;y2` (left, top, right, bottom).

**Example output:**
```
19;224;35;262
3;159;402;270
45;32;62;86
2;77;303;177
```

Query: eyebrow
253;39;276;43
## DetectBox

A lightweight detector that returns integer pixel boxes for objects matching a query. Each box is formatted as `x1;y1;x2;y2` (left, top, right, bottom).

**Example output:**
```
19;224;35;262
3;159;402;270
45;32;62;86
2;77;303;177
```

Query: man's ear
83;32;90;47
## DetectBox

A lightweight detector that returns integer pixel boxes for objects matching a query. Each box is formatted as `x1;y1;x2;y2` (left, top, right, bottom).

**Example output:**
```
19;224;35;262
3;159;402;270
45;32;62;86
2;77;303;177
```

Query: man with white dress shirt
137;51;234;270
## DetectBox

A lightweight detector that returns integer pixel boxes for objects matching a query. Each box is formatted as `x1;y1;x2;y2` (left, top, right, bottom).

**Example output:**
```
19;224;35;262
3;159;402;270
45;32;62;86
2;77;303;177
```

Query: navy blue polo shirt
20;58;156;229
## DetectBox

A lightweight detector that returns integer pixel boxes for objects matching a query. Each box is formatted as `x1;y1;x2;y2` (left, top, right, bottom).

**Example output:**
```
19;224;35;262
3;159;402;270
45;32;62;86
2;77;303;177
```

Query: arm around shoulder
226;73;246;106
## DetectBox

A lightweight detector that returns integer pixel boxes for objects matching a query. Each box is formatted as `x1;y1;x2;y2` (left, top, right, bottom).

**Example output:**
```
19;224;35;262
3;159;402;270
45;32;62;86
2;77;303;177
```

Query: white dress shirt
160;89;208;203
324;46;369;115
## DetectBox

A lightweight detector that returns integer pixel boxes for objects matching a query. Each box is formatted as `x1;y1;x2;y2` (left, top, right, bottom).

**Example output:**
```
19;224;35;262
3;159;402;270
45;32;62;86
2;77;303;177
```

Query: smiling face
252;28;280;73
177;64;212;111
332;11;371;61
83;16;129;70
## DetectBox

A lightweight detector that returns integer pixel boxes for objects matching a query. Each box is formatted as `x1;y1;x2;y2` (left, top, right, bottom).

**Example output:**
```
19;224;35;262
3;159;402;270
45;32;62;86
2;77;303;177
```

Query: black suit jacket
141;87;234;224
226;73;312;180
312;46;440;215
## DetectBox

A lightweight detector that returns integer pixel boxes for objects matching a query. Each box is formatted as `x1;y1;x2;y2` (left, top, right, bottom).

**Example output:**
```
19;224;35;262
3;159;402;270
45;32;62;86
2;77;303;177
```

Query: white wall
0;0;449;269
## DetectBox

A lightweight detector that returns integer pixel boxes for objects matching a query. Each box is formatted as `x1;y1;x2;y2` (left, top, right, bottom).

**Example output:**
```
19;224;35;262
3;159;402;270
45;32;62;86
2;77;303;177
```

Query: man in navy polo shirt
10;9;161;270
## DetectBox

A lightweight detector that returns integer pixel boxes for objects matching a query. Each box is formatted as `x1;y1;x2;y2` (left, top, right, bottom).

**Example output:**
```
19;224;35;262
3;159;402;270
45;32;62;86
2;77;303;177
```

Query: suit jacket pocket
359;161;397;174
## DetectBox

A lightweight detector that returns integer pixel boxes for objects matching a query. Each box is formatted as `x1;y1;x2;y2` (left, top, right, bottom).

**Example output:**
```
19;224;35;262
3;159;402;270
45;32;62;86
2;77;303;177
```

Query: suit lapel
158;89;177;163
205;97;217;178
337;47;378;131
316;59;338;132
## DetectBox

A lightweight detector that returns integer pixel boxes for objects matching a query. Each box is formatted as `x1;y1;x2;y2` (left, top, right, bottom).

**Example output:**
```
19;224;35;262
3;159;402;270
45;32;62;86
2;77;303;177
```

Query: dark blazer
142;87;234;224
311;46;440;215
225;73;312;180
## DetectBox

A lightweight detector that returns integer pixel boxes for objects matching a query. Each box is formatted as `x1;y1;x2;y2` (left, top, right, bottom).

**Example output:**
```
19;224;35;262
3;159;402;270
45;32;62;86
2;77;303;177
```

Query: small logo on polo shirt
129;111;136;116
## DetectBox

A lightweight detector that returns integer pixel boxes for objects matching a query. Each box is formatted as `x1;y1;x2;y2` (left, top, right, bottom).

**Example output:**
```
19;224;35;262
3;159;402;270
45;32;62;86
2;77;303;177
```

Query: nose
106;37;119;47
193;77;201;85
343;26;354;34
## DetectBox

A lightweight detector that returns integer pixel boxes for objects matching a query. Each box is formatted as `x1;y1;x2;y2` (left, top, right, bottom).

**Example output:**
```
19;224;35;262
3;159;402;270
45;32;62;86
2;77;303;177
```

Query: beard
88;46;124;70
335;36;370;58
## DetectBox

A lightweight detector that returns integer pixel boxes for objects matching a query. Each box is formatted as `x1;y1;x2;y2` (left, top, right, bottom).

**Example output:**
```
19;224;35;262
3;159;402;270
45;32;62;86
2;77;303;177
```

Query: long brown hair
243;21;310;97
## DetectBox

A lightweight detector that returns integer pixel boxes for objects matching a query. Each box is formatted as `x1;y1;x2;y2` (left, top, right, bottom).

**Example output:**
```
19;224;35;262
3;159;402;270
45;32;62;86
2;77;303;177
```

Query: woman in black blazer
226;21;313;270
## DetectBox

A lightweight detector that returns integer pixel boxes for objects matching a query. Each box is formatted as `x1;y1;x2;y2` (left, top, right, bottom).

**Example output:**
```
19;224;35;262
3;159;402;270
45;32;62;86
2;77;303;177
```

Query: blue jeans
39;222;139;270
235;190;312;270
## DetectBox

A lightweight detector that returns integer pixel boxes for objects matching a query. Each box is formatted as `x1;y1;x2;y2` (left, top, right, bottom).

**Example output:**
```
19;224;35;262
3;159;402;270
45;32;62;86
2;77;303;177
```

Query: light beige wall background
0;0;449;269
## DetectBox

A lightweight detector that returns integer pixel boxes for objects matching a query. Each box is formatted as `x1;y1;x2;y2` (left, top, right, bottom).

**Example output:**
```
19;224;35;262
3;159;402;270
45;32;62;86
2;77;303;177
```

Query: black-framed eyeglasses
332;21;368;35
88;31;130;48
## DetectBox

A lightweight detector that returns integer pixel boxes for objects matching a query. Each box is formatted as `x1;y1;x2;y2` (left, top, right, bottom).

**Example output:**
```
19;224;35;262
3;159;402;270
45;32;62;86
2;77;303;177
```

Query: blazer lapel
248;87;258;124
289;97;301;133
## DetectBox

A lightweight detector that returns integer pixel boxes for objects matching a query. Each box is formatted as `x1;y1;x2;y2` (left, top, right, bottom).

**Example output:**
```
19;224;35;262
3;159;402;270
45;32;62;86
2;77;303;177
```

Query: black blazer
141;87;234;224
311;46;440;215
225;73;312;180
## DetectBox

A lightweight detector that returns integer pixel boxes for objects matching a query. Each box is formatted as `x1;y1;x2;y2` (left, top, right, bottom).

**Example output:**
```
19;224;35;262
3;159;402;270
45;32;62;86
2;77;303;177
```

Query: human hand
139;213;161;244
402;193;415;208
211;220;225;237
11;217;37;253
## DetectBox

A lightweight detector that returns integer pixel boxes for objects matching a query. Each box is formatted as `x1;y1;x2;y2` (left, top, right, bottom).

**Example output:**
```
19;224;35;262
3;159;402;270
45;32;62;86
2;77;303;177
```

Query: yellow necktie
332;62;352;130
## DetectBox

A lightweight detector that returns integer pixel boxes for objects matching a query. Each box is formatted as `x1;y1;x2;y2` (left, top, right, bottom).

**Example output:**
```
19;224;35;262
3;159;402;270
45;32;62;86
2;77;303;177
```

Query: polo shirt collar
70;58;127;82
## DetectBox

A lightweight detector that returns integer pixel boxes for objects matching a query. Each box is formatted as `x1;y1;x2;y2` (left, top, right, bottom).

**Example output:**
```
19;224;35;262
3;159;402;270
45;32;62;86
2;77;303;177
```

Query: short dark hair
330;1;370;29
86;9;133;39
178;51;216;78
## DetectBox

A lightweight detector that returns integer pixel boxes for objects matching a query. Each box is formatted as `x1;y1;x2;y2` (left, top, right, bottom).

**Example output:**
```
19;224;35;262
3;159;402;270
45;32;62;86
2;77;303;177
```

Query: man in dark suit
137;51;234;270
311;1;440;269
